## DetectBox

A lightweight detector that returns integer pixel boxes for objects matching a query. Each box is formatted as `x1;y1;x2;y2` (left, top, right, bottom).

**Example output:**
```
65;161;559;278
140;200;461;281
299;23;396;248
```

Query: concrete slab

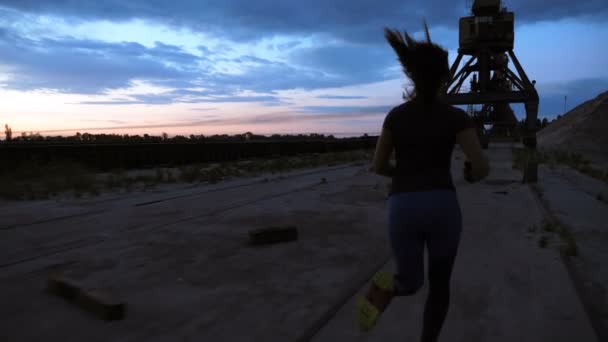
0;146;599;342
1;164;393;341
311;145;599;342
534;165;608;340
0;165;363;270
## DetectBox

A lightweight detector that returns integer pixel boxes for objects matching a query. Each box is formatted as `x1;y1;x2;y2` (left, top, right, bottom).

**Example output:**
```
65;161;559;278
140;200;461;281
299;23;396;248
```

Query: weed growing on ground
527;225;538;233
512;148;607;184
555;223;579;257
535;220;579;256
511;148;546;171
0;160;99;200
0;149;374;200
538;235;549;248
542;221;557;233
536;188;544;198
155;168;164;182
166;170;176;183
178;165;201;183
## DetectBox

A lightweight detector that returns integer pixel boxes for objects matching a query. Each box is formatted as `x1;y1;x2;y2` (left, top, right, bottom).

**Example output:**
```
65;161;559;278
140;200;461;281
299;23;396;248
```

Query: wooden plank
77;289;126;321
46;274;126;321
249;226;298;245
47;274;80;300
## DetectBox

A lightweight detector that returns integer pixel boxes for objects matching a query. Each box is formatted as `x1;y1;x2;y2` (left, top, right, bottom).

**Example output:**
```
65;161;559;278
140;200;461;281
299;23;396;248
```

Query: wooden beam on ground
47;274;126;321
249;226;298;245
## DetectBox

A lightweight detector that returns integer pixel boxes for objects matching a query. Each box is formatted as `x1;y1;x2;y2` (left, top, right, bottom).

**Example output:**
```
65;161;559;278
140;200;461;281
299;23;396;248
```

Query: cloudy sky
0;0;607;136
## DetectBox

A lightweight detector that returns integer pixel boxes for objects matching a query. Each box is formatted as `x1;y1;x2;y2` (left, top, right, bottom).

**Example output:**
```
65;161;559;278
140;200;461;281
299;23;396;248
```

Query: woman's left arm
371;128;395;177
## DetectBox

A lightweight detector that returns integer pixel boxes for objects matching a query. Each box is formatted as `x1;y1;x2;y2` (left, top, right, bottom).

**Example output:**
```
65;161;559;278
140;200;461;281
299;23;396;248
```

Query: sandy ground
537;90;608;168
0;144;602;342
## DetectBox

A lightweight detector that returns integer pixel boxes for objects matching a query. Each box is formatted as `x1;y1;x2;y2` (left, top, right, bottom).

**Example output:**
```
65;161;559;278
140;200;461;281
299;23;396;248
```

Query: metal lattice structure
441;0;539;181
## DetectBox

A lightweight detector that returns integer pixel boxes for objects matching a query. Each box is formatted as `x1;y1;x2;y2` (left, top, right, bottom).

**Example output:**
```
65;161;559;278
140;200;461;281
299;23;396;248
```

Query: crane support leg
522;101;538;183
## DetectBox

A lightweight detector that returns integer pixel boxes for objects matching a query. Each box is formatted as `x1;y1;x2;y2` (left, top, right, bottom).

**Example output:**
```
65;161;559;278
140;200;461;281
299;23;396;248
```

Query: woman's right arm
456;128;490;182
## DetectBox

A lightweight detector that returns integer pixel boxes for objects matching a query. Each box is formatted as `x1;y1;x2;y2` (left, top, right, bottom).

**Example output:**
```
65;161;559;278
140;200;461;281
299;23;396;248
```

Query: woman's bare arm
456;128;490;182
371;128;395;177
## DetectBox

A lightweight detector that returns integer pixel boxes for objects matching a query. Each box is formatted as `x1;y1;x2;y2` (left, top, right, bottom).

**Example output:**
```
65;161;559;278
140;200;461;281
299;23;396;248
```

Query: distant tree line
0;130;349;144
0;115;561;144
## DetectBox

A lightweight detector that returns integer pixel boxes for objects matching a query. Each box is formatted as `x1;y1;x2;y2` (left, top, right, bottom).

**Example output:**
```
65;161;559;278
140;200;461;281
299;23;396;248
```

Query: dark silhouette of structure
441;0;539;181
4;124;12;141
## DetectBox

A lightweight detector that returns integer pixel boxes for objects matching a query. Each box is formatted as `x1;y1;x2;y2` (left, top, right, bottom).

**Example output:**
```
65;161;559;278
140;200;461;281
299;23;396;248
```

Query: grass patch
541;220;557;233
536;220;579;256
555;223;579;257
0;160;99;200
512;147;528;170
172;149;373;185
0;149;373;200
511;147;546;172
512;147;608;184
538;235;549;248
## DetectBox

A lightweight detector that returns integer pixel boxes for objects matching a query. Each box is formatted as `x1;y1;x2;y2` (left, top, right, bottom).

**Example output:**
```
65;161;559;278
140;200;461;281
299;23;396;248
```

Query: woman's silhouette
357;23;490;342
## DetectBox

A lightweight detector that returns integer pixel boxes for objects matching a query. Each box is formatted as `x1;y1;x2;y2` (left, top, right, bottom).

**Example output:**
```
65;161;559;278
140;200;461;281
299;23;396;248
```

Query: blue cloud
0;25;398;101
289;43;396;86
1;1;606;113
200;95;283;103
316;95;368;99
1;1;606;45
0;29;199;94
276;41;302;51
537;78;608;117
78;100;142;105
201;53;389;93
79;93;285;106
505;78;608;119
299;105;392;113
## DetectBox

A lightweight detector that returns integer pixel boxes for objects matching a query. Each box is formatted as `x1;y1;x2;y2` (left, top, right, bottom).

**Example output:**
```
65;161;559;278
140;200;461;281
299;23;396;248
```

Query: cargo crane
442;0;539;181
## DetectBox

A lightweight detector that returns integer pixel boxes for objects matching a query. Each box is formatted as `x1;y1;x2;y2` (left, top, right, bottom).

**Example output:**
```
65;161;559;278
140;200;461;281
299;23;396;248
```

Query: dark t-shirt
382;99;475;195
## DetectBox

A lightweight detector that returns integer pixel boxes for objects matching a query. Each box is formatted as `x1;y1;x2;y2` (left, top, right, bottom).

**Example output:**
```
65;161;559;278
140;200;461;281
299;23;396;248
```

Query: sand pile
538;90;608;164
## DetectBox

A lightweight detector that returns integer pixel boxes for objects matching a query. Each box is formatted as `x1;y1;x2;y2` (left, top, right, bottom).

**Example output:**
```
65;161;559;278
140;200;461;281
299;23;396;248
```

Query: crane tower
442;0;539;181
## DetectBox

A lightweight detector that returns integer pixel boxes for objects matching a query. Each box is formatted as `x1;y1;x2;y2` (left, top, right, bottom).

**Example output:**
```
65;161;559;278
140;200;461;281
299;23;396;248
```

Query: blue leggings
389;190;462;342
